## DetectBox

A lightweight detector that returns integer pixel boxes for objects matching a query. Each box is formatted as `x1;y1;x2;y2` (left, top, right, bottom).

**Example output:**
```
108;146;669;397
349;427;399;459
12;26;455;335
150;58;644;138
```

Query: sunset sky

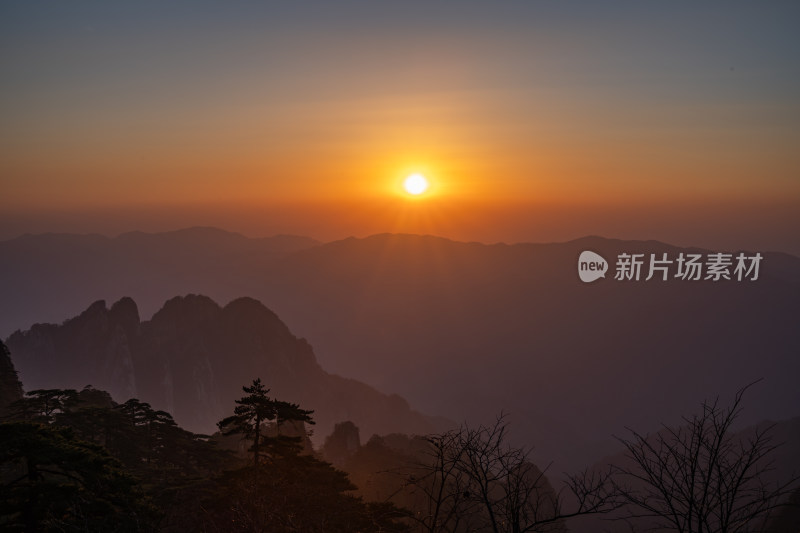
2;2;799;253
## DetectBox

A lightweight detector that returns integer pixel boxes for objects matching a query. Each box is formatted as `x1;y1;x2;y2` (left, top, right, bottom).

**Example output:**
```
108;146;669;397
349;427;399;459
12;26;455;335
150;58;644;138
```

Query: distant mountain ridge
0;227;320;337
2;228;799;470
5;294;443;441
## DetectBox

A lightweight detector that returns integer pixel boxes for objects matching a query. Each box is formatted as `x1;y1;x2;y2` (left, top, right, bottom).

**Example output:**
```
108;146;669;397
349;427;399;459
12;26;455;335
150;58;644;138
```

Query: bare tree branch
406;413;618;533
612;381;799;533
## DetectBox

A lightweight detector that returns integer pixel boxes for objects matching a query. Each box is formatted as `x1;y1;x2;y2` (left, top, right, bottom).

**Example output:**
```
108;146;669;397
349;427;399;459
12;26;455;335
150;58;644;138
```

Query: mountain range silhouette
6;294;444;443
2;228;798;469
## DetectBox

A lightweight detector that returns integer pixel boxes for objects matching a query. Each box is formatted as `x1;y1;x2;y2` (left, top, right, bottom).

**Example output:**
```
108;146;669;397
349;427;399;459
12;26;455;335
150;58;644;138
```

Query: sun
403;173;429;195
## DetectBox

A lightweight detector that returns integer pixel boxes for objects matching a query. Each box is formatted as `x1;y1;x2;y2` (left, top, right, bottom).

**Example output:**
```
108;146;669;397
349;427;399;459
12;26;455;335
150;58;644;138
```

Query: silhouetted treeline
0;381;407;532
1;362;798;532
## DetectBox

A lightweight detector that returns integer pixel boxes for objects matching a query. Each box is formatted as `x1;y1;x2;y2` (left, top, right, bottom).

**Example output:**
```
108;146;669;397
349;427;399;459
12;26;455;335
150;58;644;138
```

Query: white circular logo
578;251;608;283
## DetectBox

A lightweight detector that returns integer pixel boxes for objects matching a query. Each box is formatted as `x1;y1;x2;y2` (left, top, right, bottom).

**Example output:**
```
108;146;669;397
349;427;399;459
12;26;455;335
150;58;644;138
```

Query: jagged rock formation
323;421;362;467
6;295;442;441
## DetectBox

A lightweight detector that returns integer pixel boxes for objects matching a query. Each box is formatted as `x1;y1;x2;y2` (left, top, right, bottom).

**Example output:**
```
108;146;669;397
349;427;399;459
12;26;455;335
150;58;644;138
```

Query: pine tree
217;378;314;466
7;388;78;423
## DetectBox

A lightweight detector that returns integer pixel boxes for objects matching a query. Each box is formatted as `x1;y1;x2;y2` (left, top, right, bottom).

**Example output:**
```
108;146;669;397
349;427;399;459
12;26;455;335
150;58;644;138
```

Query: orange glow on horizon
2;3;799;256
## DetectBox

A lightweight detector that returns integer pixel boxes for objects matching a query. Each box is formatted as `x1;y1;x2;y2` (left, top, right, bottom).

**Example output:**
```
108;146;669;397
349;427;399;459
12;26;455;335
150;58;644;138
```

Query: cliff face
5;298;141;404
0;340;24;415
6;295;441;440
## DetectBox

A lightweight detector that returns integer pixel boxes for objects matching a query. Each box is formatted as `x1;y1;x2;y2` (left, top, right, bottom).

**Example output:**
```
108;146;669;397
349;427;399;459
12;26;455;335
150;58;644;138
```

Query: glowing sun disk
404;173;429;195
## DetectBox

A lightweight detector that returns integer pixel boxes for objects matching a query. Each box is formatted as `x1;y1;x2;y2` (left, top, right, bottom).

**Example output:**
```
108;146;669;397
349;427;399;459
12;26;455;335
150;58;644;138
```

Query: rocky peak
71;300;110;333
149;295;221;334
109;297;140;338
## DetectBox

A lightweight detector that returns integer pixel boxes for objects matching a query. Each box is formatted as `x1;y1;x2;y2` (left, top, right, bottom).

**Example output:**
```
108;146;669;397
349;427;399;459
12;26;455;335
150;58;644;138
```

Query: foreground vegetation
0;383;406;532
1;380;797;532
